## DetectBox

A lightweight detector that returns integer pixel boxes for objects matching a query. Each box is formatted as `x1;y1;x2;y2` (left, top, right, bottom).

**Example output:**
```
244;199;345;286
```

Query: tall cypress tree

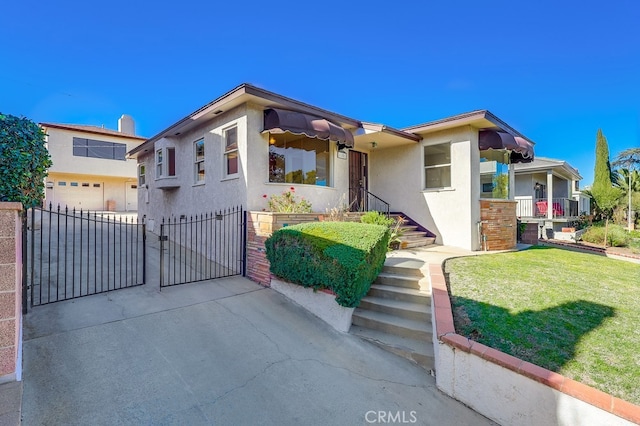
590;129;622;247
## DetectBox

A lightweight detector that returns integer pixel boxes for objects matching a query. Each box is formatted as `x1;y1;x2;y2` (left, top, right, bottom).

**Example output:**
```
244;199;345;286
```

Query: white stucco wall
244;105;350;213
369;126;480;251
436;343;635;426
138;105;248;224
139;104;354;225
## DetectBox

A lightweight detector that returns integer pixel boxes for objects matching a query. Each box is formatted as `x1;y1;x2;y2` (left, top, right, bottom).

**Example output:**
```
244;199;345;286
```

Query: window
70;182;78;187
82;183;90;187
194;139;205;183
268;133;330;186
156;148;175;179
156;150;163;178
73;137;126;160
423;143;451;189
93;183;101;188
58;181;66;186
224;127;238;177
138;164;146;185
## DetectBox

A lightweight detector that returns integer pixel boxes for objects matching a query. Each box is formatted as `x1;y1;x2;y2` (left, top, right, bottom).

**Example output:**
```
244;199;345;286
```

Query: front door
349;151;368;211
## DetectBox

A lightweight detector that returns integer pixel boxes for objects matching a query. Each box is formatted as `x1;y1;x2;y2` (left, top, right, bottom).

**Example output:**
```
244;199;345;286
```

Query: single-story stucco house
128;83;538;251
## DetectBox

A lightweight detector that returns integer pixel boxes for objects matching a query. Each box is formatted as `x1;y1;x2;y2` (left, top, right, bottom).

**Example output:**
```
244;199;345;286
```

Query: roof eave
129;83;364;158
40;122;146;141
361;122;421;142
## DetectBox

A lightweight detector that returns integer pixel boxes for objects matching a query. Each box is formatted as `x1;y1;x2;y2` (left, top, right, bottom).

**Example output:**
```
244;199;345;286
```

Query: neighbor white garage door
52;180;104;211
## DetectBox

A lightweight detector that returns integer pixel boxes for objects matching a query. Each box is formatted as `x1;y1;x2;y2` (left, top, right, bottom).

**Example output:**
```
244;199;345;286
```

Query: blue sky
1;0;638;185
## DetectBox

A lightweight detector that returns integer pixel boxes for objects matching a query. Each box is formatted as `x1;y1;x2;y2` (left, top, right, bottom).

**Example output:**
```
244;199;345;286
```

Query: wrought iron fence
26;205;145;308
159;206;245;288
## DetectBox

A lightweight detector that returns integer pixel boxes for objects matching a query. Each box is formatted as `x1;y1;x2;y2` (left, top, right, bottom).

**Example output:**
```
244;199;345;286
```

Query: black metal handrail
355;188;390;217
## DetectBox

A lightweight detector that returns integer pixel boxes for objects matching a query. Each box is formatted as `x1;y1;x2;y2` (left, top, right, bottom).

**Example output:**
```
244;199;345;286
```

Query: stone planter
270;278;354;332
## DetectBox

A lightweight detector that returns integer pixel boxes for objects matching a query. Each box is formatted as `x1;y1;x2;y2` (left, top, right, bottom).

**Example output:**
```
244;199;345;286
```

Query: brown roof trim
403;110;536;146
40;122;146;141
129;83;363;157
361;122;421;142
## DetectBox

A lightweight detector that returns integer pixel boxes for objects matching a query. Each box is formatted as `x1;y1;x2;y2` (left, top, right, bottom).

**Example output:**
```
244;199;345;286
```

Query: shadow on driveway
22;277;495;425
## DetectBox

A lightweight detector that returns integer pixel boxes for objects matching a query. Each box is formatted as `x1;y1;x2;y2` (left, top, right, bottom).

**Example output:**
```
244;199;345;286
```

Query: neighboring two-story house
128;83;540;252
41;115;146;211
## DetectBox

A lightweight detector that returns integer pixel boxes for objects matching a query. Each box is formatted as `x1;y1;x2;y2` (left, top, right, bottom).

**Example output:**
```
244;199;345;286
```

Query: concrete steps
351;263;434;371
390;214;436;249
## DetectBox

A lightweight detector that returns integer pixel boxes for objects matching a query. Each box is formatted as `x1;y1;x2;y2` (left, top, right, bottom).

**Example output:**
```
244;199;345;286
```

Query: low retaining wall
270;278;354;333
429;263;639;426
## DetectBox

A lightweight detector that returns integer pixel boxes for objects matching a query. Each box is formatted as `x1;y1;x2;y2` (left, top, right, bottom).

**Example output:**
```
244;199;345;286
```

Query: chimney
118;114;135;135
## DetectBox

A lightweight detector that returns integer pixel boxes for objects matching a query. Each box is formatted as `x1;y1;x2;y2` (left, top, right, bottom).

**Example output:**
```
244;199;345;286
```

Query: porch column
508;163;515;201
546;170;553;220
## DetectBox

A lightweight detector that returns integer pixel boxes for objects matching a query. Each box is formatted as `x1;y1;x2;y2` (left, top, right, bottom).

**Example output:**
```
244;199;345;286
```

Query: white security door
126;183;138;211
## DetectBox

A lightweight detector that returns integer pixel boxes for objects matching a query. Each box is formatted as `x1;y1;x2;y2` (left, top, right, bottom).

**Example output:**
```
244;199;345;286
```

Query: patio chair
536;201;547;217
552;202;564;216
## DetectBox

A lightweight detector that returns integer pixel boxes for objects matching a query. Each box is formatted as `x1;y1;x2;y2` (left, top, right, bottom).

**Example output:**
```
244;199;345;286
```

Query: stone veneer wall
246;212;363;286
480;199;517;251
0;203;22;383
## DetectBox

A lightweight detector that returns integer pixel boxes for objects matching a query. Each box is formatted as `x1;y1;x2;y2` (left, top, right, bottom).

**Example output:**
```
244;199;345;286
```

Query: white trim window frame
138;164;146;186
423;142;452;189
194;138;205;183
156;149;163;179
223;125;239;179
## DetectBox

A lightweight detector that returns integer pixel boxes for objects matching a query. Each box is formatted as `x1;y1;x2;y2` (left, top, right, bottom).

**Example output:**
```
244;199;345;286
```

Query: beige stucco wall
369;126;480;251
43;127;142;210
45;173;137;211
45;127;141;178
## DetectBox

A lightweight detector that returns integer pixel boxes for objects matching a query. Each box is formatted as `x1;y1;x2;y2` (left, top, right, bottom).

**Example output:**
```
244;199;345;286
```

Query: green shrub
0;113;52;208
265;222;390;307
581;225;631;247
360;211;394;227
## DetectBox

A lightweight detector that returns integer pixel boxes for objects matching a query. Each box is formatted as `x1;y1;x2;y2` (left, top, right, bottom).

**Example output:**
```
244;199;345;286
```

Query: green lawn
445;246;640;405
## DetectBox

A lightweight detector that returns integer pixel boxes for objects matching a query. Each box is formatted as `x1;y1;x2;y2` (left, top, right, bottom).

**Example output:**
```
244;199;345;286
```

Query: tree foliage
591;130;622;215
0;113;52;208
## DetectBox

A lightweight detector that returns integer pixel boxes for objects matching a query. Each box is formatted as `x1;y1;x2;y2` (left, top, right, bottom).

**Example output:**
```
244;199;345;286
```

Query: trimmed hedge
265;221;390;307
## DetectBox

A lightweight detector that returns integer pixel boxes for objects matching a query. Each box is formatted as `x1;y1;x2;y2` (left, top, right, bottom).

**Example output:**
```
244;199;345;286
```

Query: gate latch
159;235;168;241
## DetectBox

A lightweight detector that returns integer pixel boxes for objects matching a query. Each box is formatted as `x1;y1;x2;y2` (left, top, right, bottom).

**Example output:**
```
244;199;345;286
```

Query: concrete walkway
20;275;495;425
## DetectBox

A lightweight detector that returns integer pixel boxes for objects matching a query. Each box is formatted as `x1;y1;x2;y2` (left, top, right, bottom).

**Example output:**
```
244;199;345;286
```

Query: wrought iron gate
159;206;245;288
26;205;146;308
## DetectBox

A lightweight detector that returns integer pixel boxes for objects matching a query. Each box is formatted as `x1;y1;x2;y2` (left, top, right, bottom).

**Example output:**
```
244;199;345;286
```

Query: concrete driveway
22;277;494;425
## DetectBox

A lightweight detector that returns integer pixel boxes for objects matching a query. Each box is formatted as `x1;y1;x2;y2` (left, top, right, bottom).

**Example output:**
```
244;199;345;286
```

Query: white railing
516;197;578;218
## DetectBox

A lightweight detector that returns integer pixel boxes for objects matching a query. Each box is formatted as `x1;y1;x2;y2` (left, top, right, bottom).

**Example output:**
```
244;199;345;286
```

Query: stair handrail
358;188;390;217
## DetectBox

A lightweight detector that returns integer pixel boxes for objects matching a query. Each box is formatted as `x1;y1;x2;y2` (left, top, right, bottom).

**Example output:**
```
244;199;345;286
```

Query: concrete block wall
0;203;22;383
480;200;517;250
